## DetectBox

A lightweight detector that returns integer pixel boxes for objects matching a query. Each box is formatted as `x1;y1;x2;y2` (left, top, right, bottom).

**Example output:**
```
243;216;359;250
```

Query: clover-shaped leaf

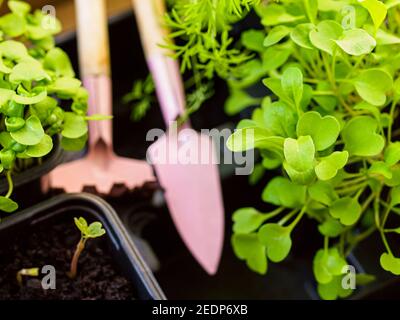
233;208;268;234
309;181;338;206
262;176;306;208
264;25;290;47
313;248;347;284
62;112;88;139
74;217;106;239
25;134;53;158
297;111;340;151
10;115;44;146
0;196;18;213
329;197;362;226
232;233;267;275
380;253;400;275
354;69;393;106
86;222;106;238
334;29;376;56
284;136;315;172
281;67;303;109
342;116;385;156
309;20;343;55
258;223;292;262
315;151;348;181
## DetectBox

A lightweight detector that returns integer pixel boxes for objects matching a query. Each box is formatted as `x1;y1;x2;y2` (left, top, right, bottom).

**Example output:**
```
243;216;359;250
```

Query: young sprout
68;217;106;279
16;268;39;286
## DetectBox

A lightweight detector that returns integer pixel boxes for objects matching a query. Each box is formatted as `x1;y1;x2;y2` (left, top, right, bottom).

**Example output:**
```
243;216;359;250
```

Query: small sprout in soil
68;217;106;279
16;268;39;286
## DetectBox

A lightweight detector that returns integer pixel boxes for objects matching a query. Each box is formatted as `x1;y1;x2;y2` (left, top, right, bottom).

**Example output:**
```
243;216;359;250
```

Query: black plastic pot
0;193;165;300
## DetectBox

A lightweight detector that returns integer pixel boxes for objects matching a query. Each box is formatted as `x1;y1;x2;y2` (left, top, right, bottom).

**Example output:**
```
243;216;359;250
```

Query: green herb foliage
165;0;260;80
0;0;92;213
227;0;400;299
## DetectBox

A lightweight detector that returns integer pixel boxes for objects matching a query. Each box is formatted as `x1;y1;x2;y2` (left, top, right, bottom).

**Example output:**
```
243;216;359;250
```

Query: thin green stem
5;171;13;199
288;205;307;232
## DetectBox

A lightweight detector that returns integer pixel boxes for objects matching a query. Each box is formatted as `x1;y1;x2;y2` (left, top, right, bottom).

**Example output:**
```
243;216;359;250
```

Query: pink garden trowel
132;0;225;275
49;0;154;193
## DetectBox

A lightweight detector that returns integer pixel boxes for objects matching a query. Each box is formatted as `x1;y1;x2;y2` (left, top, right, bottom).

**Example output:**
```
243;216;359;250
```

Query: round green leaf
313;248;347;284
241;29;265;52
309;181;338;206
10;115;44;146
290;23;314;49
262;177;306;208
263;101;297;138
354;69;393;106
318;218;345;237
334;29;376;56
10;60;50;83
25;134;53;157
43;47;75;78
329;197;362;226
264;25;291;47
297;111;340;151
315;151;349;181
385;143;400;166
62;112;88;139
233;208;268;234
380;253;400;275
0;196;18;213
309;20;343;55
0;40;28;61
258;223;292;262
61;134;87;152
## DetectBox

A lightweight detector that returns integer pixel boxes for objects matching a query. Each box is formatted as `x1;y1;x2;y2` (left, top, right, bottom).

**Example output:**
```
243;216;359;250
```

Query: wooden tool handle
75;0;110;77
132;0;187;125
132;0;168;57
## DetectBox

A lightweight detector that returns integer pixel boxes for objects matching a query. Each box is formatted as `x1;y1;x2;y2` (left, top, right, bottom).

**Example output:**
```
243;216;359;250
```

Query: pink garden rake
133;0;225;275
49;0;154;194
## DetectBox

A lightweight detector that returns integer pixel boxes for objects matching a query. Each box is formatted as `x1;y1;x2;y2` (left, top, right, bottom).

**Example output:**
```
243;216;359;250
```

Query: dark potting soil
0;217;135;300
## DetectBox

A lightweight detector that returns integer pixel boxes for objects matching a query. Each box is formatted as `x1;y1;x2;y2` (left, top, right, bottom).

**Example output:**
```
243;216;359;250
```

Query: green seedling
222;0;400;299
68;217;106;279
16;267;39;286
0;0;96;214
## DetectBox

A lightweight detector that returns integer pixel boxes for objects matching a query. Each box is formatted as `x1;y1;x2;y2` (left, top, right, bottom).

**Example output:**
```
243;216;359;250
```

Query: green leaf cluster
227;0;400;299
0;1;92;213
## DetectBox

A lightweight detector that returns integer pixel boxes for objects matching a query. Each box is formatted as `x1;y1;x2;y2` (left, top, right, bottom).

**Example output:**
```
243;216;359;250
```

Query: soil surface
0;217;135;300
